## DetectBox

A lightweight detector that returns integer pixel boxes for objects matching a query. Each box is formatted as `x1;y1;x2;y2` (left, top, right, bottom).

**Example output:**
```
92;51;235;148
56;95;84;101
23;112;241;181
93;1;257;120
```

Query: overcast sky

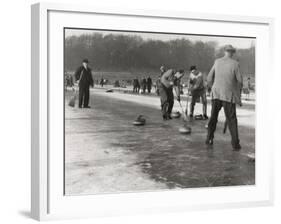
65;29;255;49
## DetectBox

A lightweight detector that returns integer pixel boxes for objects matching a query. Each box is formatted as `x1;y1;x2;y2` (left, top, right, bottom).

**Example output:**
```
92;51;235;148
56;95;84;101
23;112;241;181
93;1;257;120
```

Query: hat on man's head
190;65;197;71
82;58;89;63
224;45;236;53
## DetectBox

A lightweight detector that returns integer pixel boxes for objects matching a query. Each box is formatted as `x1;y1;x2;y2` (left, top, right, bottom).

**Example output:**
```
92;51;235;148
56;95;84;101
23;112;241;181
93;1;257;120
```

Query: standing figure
132;78;137;93
206;45;243;151
136;79;140;93
159;69;185;120
133;77;140;93
100;76;104;87
141;77;147;94
74;59;94;108
246;77;251;100
147;76;152;94
188;66;208;119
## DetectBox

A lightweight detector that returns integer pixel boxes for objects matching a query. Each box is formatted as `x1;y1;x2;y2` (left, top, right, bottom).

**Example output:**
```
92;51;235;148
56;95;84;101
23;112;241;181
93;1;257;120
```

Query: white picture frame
31;2;275;221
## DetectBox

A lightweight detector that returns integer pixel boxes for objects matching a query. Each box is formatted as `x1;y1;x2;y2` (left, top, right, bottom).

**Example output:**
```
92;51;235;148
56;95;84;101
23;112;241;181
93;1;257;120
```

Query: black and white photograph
64;28;256;196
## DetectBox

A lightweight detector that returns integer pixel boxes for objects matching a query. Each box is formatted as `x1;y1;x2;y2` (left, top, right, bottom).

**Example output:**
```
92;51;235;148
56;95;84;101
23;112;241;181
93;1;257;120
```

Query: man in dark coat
100;76;104;87
74;59;94;108
141;77;147;94
147;76;152;94
133;77;140;93
206;45;243;150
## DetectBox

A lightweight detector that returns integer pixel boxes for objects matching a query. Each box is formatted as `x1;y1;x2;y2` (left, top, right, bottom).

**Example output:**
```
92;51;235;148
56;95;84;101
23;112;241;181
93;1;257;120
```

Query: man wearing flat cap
206;45;243;151
74;59;94;108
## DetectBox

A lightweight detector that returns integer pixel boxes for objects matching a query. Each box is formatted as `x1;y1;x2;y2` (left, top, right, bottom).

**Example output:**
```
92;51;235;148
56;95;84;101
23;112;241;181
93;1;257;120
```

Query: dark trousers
147;85;152;93
133;85;140;93
79;84;90;107
159;84;174;117
133;85;137;92
190;89;207;116
207;99;240;147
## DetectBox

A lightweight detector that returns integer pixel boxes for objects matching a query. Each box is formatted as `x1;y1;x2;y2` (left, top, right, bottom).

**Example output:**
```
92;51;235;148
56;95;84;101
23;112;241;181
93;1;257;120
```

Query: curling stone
179;124;192;134
133;115;146;126
171;111;181;118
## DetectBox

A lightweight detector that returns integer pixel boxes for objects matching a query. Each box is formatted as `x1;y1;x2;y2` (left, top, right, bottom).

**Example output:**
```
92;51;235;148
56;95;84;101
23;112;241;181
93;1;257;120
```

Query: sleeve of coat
235;62;243;91
207;62;215;88
74;66;82;82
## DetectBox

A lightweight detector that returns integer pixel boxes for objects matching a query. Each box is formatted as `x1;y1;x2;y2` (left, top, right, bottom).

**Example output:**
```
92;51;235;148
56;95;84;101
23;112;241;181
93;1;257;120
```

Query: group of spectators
132;77;153;94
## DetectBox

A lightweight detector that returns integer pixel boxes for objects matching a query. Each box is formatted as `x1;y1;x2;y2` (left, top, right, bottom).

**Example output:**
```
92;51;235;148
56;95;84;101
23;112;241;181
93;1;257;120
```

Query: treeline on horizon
65;33;255;76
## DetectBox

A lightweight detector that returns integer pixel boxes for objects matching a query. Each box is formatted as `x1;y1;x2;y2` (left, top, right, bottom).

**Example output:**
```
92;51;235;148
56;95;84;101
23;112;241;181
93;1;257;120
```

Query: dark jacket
147;77;152;87
133;79;140;87
141;79;147;88
75;66;94;87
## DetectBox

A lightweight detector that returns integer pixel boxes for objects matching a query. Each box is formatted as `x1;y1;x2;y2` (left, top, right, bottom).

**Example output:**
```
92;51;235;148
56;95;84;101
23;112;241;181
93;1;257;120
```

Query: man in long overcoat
74;59;94;108
206;45;243;150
